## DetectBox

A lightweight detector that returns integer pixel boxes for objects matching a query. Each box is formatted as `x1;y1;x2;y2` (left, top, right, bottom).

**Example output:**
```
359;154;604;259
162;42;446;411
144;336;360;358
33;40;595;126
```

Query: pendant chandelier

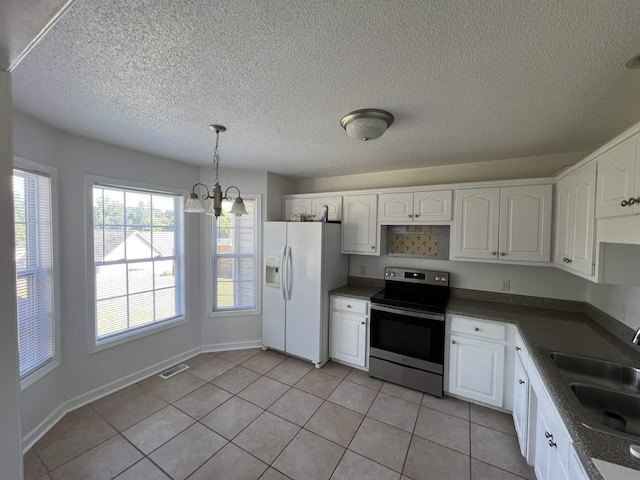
184;125;248;218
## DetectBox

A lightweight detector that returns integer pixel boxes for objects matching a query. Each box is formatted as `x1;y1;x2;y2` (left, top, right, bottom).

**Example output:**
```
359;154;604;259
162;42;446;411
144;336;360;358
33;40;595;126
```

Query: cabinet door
452;188;500;260
499;185;552;263
554;175;575;267
378;192;413;223
534;406;555;480
570;162;597;275
310;196;342;221
414;190;452;222
448;334;505;407
342;194;379;255
596;136;637;218
513;356;529;458
284;197;312;220
534;403;571;480
330;311;366;367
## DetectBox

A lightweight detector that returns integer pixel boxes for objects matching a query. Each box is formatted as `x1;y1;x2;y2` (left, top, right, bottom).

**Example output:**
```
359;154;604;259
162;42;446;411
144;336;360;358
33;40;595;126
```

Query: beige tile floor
24;349;536;480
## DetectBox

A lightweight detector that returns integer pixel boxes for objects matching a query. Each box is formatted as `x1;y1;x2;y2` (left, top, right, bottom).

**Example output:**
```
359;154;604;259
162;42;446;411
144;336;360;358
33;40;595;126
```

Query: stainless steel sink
542;349;640;441
570;383;640;437
549;351;640;394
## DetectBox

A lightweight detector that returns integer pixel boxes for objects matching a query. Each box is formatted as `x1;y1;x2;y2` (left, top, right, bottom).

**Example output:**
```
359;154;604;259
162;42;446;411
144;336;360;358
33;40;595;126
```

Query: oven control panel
384;267;449;286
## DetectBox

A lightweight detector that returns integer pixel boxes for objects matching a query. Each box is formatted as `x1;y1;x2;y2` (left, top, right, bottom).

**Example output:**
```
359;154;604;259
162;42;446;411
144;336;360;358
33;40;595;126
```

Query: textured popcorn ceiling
10;0;640;178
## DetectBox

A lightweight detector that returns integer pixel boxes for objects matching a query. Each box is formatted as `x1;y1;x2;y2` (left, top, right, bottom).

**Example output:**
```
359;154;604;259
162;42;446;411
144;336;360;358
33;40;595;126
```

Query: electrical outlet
360;266;367;276
500;279;510;292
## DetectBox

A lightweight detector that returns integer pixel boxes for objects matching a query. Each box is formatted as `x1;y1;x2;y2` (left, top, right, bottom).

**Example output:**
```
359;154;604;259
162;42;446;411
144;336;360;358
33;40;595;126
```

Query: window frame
207;194;261;318
86;175;188;352
13;157;60;390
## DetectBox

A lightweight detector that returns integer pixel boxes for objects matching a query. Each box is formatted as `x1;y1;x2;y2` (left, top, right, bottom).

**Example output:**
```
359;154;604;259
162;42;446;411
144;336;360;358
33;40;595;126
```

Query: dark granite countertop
329;284;383;300
448;297;640;479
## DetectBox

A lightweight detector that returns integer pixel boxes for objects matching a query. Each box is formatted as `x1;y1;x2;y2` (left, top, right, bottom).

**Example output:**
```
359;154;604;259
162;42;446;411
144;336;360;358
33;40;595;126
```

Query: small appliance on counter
369;267;450;397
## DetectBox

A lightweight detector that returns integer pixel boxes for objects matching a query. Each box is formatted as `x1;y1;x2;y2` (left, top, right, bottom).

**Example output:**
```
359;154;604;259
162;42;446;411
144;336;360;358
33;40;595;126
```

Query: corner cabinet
596;135;639;218
342;194;379;255
378;190;452;224
330;296;368;369
451;184;553;263
554;162;596;275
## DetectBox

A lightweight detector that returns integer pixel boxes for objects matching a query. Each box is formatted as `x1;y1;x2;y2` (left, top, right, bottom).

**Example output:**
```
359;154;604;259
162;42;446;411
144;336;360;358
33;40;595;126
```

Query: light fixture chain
213;129;221;184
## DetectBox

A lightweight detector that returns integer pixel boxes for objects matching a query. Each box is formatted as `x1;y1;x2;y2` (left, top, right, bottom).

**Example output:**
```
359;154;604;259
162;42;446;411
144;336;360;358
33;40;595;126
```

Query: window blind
13;168;54;379
213;198;257;311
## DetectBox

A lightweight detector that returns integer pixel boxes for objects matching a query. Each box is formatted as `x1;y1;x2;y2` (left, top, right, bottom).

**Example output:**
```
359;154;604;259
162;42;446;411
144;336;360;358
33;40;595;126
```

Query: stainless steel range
369;267;450;397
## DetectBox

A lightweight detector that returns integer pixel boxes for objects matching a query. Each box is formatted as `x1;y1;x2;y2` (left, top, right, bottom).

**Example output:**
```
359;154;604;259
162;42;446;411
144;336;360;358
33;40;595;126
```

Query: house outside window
91;180;185;347
13;160;59;386
212;196;259;312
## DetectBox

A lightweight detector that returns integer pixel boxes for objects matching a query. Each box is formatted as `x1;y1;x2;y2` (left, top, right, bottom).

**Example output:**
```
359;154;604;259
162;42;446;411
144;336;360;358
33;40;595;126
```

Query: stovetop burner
370;267;450;313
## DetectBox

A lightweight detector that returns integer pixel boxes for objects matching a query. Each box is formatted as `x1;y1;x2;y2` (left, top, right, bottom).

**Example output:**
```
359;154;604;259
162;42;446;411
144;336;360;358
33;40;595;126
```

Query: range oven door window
370;306;444;365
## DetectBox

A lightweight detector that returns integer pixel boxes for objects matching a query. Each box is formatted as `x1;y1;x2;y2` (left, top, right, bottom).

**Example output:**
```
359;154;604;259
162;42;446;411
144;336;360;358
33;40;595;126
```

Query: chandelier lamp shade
184;125;248;218
340;109;394;141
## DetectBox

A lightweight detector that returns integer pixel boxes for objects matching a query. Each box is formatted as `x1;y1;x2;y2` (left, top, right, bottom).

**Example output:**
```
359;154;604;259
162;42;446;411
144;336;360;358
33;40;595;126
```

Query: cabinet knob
474;327;480;332
451;340;456;345
347;305;351;308
622;199;629;207
408;214;413;218
491;251;497;256
519;379;525;384
361;321;366;325
501;252;506;256
371;246;375;250
548;439;557;448
630;197;637;205
415;214;420;218
544;431;553;439
515;346;521;351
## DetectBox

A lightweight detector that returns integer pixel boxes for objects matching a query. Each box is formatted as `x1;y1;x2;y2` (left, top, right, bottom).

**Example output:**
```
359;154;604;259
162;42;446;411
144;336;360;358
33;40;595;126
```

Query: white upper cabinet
414;190;453;222
596;135;638;218
284;197;312;219
452;188;500;259
499;185;553;262
342;194;379;255
311;196;342;221
378;192;413;222
452;185;552;263
379;190;452;224
554;163;596;275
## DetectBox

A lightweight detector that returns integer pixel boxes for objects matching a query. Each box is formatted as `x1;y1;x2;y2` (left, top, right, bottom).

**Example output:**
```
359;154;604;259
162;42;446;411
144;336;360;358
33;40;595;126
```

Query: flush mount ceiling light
340;109;394;141
625;53;640;69
184;125;248;218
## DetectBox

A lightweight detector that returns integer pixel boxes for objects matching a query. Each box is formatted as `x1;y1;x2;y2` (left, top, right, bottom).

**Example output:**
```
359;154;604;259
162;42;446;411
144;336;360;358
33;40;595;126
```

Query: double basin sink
542;350;640;441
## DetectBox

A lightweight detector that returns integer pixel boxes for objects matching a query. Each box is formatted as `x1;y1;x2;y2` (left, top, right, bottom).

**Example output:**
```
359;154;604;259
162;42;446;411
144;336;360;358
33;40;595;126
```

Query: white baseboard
201;339;263;353
22;346;202;452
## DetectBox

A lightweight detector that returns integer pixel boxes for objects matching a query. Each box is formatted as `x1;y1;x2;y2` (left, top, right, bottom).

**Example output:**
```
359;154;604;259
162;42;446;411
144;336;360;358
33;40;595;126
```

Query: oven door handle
370;304;445;321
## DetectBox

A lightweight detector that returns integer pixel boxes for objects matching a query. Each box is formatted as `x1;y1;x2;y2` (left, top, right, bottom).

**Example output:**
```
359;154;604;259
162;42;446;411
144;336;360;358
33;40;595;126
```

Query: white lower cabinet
513;353;529;457
330;296;368;368
447;316;509;408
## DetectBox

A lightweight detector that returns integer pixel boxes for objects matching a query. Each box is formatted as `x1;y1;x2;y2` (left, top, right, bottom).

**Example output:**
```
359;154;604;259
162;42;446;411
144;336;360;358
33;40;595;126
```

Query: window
212;197;258;312
92;182;185;345
13;165;56;382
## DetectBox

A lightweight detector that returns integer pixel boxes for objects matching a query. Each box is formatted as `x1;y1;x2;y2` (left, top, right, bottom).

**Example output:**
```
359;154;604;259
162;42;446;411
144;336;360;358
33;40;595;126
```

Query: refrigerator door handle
285;246;292;300
279;245;287;300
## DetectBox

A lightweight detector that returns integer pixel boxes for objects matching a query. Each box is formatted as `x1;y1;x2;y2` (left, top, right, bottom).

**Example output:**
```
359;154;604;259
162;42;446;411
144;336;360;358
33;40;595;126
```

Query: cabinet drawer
450;316;506;341
332;296;368;315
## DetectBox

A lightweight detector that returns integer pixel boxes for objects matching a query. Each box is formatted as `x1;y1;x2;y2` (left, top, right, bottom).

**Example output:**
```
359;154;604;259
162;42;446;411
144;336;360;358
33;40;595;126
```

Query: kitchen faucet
633;327;640;345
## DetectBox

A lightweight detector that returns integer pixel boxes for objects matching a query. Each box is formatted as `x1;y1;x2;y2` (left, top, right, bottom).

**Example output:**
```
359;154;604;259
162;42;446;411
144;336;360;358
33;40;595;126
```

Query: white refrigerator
263;222;348;366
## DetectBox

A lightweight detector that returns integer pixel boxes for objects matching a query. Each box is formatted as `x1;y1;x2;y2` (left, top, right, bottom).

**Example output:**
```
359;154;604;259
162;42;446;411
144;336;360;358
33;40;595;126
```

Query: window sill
21;358;60;390
90;316;187;353
209;308;261;319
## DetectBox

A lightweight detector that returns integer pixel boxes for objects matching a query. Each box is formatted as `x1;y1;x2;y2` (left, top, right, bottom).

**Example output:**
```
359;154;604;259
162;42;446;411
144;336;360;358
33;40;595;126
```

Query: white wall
587;283;640;330
351;255;588;301
0;72;23;480
13;111;203;439
297;151;589;193
266;172;296;221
